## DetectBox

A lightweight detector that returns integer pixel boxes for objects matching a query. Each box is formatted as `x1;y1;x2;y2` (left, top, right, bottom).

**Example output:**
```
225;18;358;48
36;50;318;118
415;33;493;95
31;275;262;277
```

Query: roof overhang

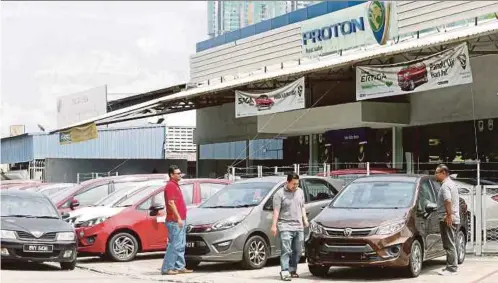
50;21;498;134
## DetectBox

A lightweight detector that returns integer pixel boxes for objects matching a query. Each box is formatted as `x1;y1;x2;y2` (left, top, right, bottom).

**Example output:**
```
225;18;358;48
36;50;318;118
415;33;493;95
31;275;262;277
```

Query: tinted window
418;179;436;211
332;181;416;209
304;179;335;202
200;182;276;208
95;185;147;207
73;184;109;206
199;183;226;202
115;185;162;208
1;194;59;218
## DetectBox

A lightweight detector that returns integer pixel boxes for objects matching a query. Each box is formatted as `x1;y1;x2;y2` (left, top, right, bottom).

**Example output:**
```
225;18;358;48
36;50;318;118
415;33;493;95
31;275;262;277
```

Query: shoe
290;272;299;278
161;270;178;275
280;271;292;281
177;268;193;274
438;269;457;276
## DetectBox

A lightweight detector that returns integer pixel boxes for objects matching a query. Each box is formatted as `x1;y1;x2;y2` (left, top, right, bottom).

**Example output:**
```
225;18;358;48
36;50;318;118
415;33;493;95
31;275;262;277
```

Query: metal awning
50;21;498;134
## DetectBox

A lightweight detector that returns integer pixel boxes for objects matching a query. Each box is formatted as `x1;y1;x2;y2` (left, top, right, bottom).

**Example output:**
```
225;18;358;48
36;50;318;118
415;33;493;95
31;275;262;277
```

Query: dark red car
74;178;231;262
255;95;274;110
397;62;428;91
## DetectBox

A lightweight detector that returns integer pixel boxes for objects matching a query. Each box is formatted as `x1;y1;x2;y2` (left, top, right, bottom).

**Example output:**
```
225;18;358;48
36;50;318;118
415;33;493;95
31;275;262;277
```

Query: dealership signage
235;77;305;118
300;1;397;57
355;42;473;101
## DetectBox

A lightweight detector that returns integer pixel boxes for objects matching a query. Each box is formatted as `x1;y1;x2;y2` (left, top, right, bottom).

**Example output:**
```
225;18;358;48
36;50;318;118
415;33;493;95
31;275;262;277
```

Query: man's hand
444;214;453;227
303;218;309;228
271;225;278;237
177;218;184;229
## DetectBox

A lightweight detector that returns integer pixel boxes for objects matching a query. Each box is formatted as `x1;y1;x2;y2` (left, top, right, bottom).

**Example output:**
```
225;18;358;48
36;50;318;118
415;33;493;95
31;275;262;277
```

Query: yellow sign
59;123;98;144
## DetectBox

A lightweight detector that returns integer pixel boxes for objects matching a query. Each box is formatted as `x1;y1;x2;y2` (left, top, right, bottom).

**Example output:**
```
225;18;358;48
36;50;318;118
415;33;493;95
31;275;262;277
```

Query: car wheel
240;235;268;270
60;260;76;271
409;80;415;90
424;73;428;83
308;265;330;277
457;230;466;264
107;232;139;262
185;260;201;269
405;239;423;278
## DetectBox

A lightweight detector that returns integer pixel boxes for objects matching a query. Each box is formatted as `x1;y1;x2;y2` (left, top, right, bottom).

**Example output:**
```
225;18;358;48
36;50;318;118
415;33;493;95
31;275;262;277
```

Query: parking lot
2;254;498;283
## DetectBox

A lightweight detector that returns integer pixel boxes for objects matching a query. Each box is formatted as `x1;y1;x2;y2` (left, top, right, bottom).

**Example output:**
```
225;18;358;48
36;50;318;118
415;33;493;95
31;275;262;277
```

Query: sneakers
177;268;194;274
161;269;193;275
437;268;457;276
280;271;292;281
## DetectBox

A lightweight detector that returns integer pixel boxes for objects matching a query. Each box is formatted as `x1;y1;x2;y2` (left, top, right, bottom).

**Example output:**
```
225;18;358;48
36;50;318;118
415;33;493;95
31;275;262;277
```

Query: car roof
78;174;168;185
234;175;331;184
352;174;424;183
0;189;46;198
181;178;231;184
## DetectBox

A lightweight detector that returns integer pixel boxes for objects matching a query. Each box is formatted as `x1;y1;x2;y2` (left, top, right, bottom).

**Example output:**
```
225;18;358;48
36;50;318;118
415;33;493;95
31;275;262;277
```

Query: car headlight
376;220;406;235
310;221;326;235
0;230;17;239
56;232;75;241
210;215;246;232
77;216;110;227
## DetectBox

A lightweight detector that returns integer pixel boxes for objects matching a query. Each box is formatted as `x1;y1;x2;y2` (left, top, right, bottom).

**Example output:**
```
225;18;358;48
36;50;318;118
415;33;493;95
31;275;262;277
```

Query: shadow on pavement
1;262;61;271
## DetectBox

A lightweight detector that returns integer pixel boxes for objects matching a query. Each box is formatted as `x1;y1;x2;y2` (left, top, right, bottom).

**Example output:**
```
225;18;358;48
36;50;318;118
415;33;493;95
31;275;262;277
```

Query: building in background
207;1;321;38
165;126;196;154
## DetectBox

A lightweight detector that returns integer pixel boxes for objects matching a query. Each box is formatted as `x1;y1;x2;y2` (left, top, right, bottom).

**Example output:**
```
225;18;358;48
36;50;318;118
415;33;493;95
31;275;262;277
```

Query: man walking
271;172;308;281
161;165;193;275
435;164;460;276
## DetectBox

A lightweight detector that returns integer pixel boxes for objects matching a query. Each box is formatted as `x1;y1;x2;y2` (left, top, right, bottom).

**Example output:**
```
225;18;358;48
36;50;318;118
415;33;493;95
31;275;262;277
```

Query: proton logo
31;231;44;238
367;1;391;45
186;225;193;233
343;228;353;237
297;85;303;97
457;53;467;70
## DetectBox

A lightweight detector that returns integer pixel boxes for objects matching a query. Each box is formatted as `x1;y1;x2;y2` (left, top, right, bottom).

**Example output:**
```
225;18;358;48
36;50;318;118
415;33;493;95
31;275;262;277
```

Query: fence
28;159;45;181
76;172;119;184
226;161;498;255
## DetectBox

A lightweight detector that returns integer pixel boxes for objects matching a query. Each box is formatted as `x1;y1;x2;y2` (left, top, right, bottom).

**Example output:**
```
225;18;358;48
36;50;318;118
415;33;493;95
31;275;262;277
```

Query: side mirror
61;212;70;220
69;199;80;210
149;204;165;211
425;202;437;213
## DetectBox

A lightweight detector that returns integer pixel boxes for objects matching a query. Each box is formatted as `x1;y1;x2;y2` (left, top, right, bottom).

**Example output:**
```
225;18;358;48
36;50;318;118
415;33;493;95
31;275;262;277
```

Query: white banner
356;43;473;101
235;77;305;118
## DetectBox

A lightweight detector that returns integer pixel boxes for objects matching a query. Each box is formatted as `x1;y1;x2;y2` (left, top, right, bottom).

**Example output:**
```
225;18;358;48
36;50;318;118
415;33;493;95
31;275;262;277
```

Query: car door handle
321;206;326;209
306;211;310;215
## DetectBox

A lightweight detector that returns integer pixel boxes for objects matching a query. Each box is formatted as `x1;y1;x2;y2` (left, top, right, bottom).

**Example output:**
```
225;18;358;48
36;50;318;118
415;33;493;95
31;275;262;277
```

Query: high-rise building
207;1;322;38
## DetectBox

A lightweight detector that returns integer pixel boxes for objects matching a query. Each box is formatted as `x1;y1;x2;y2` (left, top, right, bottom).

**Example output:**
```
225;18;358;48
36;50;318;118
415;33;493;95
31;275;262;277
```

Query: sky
0;1;207;137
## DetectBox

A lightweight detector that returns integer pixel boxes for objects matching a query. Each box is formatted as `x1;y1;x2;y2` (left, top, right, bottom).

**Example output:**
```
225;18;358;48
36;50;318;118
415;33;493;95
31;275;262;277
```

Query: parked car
305;174;469;278
0;180;41;190
185;176;344;270
19;183;75;196
73;179;230;261
316;168;399;185
397;62;428;91
0;190;77;270
255;95;274;111
51;174;168;213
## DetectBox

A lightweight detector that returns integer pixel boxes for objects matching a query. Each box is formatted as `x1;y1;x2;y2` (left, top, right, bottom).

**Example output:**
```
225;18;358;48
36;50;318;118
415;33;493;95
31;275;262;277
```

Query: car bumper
75;224;109;255
1;240;77;263
185;225;248;262
305;232;411;267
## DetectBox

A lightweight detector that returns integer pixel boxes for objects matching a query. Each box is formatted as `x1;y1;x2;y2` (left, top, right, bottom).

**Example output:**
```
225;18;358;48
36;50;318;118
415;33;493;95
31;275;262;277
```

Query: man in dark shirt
160;165;192;275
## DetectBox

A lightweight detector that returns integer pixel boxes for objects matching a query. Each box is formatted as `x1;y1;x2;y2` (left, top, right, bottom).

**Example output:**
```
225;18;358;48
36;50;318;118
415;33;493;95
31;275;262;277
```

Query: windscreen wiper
2;214;36;218
34;216;60;219
232;204;257;208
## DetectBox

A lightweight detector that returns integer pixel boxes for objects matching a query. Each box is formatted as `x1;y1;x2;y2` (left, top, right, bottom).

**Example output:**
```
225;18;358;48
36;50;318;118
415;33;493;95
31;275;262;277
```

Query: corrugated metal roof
0;135;34;164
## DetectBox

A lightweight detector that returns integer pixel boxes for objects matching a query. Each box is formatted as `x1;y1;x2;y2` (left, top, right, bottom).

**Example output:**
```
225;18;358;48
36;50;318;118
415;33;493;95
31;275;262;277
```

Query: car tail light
491;195;498;203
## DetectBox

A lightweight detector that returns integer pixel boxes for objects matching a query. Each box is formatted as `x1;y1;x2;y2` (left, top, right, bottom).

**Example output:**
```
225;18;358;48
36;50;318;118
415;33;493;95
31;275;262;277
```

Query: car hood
68;206;109;219
187;207;253;225
1;216;73;233
74;207;126;222
315;208;410;228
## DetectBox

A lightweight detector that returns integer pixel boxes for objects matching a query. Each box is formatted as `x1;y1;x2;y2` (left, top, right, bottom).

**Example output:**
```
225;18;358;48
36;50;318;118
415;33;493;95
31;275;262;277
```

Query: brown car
305;174;469;278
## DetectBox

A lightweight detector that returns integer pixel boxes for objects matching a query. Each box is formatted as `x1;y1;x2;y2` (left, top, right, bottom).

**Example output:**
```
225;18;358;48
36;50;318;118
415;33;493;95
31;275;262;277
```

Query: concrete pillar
392;127;404;169
309;134;320;175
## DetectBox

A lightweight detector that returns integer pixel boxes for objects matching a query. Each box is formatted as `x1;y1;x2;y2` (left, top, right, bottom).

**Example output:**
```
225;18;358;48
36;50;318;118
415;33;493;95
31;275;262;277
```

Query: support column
309;134;320;175
392;127;404;169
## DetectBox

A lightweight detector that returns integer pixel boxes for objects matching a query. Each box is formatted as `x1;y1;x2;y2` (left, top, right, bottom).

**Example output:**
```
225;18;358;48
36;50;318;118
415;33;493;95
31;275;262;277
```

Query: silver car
185;176;344;270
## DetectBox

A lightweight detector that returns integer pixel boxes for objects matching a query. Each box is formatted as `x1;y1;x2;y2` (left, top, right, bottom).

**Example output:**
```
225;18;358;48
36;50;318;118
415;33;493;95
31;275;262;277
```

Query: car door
137;191;167;250
301;178;337;222
429;179;446;253
415;178;441;259
261;183;286;257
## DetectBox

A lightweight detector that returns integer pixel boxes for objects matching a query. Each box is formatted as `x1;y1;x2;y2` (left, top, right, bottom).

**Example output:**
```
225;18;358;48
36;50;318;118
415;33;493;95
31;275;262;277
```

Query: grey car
184;176;344;270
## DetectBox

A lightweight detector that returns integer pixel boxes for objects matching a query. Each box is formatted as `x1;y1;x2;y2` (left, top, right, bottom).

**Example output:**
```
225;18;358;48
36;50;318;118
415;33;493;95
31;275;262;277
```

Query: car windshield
1;194;60;218
331;181;416;209
114;185;162;207
200;182;276;208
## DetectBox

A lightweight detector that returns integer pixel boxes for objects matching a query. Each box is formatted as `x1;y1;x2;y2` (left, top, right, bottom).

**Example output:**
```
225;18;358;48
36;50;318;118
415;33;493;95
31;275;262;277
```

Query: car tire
409;80;415;91
405;239;423;278
308;265;330;277
60;260;76;271
185;260;201;269
240;235;268;270
457;230;466;264
107;232;139;262
424;73;428;83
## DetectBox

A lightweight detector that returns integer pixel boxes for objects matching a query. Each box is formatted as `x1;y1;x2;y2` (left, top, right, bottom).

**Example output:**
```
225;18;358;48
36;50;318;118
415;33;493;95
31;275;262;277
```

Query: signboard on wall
59;123;98;145
355;42;473;100
300;1;398;58
56;85;108;128
9;125;25;136
235;77;305;118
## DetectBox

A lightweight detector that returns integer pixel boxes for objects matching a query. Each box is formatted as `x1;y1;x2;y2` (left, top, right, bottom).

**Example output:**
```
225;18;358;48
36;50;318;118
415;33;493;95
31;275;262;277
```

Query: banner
235;77;305;118
356;42;473;101
59;123;98;144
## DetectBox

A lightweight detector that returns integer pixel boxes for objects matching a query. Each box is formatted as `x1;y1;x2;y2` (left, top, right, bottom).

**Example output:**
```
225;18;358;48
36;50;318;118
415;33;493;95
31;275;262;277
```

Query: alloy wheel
411;242;422;275
457;231;466;263
112;235;136;260
248;239;266;266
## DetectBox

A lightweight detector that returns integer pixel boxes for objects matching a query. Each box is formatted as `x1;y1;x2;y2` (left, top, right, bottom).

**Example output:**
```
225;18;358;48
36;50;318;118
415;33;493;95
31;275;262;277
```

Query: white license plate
23;244;54;253
186;242;195;248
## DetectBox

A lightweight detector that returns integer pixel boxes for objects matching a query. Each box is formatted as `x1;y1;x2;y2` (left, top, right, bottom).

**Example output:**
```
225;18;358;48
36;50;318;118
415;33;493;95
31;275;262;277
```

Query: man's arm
301;191;309;227
442;185;453;226
168;200;182;222
271;191;281;228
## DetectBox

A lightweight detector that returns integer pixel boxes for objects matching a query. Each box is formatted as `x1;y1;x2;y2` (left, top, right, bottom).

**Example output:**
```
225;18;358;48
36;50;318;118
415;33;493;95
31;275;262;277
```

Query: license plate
186;242;195;248
23;244;54;253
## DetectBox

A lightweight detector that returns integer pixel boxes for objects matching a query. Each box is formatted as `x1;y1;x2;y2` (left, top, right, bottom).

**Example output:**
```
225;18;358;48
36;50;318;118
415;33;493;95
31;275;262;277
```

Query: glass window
200;182;276;208
95;185;148;207
180;184;194;205
1;194;59;218
418;179;436;211
304;179;335;202
73;184;110;206
138;190;166;210
199;183;226;202
116;185;162;208
332;181;416;209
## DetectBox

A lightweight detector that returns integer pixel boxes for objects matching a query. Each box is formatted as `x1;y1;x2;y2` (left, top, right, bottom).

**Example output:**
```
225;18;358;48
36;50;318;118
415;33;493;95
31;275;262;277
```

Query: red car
74;178;231;262
397;62;428;91
255;95;274;110
0;180;41;190
52;174;168;213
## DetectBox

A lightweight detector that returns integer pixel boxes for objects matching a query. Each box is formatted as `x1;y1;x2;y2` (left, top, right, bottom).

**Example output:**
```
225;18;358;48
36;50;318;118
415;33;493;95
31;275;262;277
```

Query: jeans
279;230;304;273
440;222;458;272
161;221;186;272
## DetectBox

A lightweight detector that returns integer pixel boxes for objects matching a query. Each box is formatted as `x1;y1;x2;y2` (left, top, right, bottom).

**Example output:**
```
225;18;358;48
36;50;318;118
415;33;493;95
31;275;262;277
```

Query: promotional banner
300;1;398;58
235;77;305;118
59;123;98;144
356;42;473;101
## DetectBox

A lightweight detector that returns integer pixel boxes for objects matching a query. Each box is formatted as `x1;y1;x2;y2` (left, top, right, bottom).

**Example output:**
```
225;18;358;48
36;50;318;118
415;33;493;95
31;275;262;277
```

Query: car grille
16;231;57;240
14;249;60;259
185;235;210;255
324;227;374;237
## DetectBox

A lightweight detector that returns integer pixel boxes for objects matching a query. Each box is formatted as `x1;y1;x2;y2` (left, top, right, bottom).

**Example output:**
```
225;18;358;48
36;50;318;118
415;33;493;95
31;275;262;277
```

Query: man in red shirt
161;165;193;275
